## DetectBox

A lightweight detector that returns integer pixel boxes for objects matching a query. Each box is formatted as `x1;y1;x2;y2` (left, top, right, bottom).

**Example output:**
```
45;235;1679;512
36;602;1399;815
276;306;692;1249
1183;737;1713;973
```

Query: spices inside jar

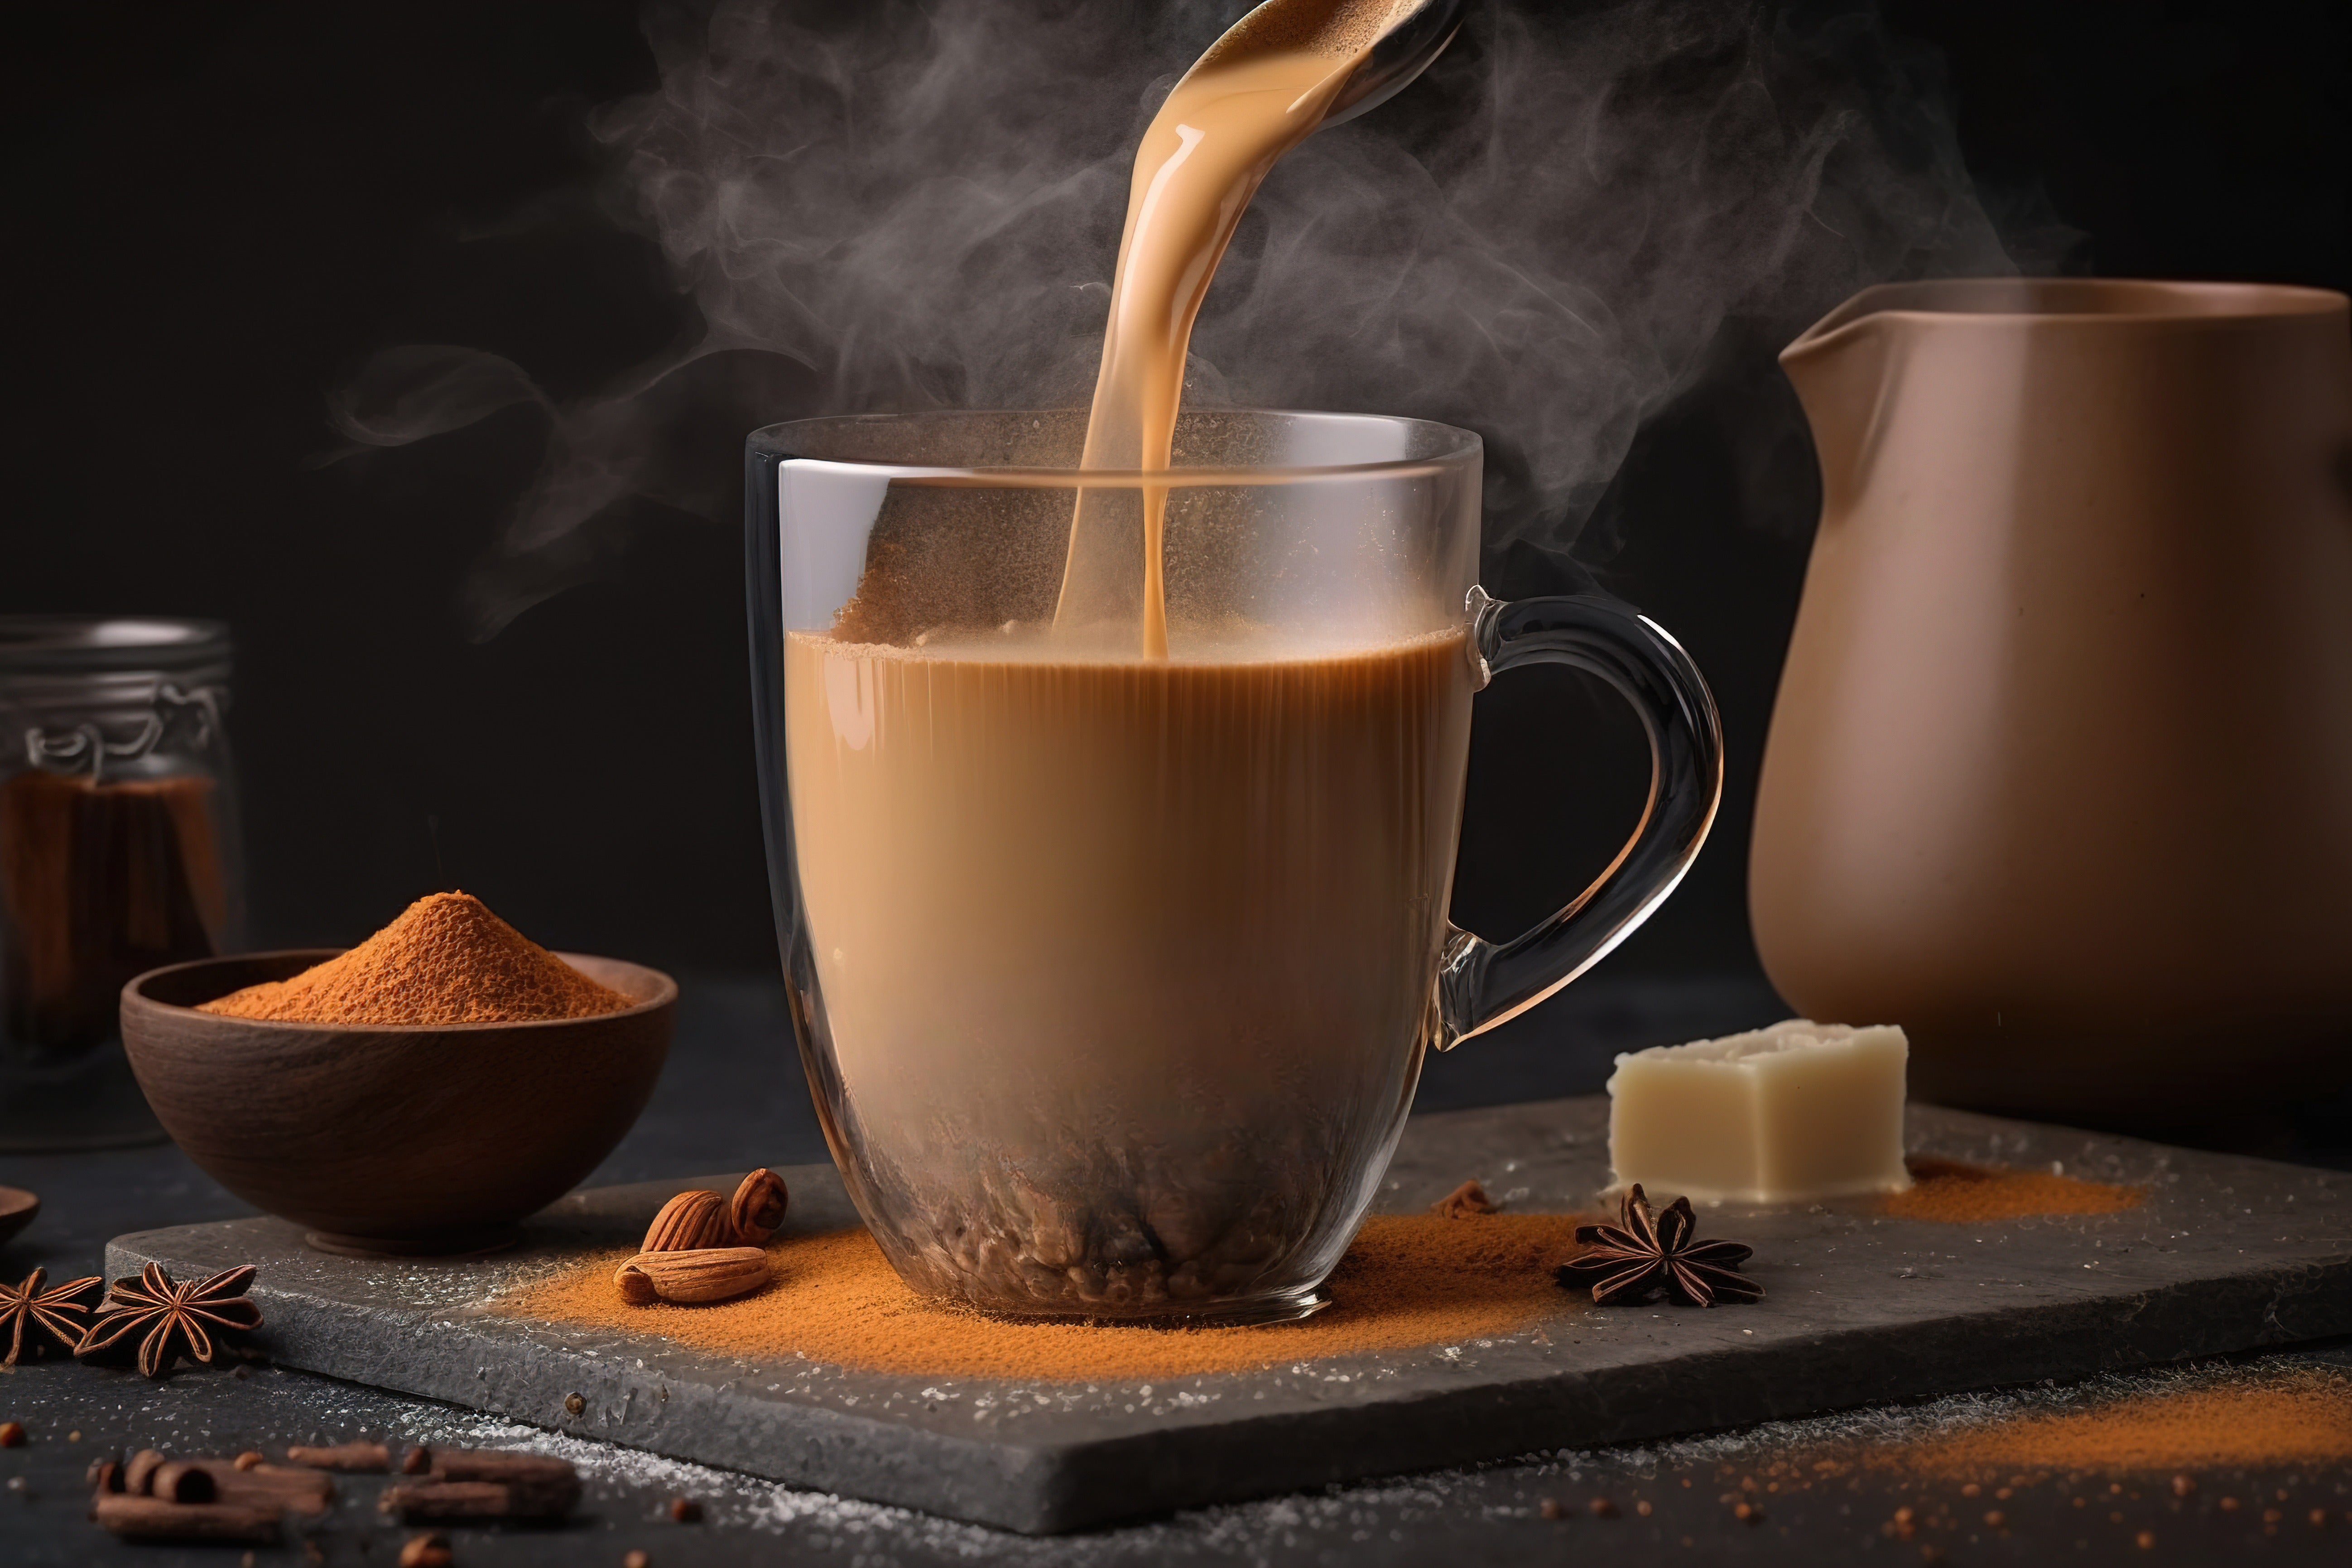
2;772;226;1048
0;617;238;1055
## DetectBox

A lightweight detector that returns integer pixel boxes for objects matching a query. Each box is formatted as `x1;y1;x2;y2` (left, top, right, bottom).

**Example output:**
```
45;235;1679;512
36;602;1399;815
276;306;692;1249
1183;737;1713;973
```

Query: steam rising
330;0;2041;635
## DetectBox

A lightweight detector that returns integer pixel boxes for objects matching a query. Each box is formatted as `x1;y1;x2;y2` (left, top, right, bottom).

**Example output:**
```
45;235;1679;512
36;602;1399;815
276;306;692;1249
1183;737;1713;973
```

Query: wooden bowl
0;1185;38;1250
120;950;675;1255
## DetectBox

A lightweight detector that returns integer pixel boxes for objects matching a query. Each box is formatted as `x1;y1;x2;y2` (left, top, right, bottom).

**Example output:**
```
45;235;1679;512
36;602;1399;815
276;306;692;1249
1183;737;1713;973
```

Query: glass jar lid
0;617;234;776
0;616;232;680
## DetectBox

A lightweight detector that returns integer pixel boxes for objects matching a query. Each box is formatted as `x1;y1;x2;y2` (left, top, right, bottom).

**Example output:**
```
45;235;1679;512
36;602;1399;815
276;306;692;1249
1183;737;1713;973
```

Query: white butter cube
1606;1020;1912;1203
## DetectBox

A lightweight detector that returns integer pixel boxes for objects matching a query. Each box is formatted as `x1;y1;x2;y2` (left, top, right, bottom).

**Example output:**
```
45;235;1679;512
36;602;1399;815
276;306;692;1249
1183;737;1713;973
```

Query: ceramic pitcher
1752;279;2352;1127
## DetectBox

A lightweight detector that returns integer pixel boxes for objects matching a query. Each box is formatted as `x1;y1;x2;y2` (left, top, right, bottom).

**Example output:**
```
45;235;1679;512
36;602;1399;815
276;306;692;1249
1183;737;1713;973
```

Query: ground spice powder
1880;1368;2352;1476
502;1212;1591;1381
200;891;631;1025
1878;1157;2144;1223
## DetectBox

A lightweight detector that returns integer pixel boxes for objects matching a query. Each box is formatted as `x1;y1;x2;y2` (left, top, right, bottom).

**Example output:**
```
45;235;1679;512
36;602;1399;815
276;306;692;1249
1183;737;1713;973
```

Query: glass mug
747;410;1721;1323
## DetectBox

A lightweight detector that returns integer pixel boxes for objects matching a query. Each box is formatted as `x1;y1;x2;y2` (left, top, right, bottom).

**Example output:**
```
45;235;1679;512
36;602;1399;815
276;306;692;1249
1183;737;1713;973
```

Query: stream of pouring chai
1053;0;1416;657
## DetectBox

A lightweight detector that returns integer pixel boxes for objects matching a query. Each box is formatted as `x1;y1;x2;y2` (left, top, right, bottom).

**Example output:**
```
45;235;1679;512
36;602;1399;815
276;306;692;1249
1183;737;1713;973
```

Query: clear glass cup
747;410;1721;1322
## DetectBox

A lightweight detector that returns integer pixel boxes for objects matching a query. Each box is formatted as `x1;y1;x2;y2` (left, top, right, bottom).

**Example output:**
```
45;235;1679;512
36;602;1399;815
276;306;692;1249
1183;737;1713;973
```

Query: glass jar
0;617;244;1068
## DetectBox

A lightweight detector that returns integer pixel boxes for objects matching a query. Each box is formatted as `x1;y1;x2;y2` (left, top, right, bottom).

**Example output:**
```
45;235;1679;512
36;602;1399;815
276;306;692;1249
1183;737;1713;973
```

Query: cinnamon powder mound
501;1212;1590;1381
199;892;632;1025
1878;1367;2352;1475
1878;1157;2143;1223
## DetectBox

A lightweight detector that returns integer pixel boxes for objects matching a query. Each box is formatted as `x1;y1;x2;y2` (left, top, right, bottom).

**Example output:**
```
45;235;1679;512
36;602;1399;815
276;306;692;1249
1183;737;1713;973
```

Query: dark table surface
5;972;2350;1566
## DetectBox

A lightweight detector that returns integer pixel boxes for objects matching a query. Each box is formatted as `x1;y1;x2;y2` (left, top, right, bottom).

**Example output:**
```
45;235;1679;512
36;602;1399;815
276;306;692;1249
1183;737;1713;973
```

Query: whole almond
614;1247;770;1305
615;1260;660;1306
641;1189;729;1252
727;1169;789;1245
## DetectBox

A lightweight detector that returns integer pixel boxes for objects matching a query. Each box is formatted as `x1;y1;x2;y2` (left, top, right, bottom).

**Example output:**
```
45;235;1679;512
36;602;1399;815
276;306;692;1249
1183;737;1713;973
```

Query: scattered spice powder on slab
501;1213;1591;1381
1878;1157;2143;1223
200;892;632;1025
1430;1179;1498;1218
1874;1367;2352;1476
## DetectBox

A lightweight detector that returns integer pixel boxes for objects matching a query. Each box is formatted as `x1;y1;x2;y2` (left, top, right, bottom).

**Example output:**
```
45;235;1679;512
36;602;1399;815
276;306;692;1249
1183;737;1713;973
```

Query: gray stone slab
109;1097;2352;1534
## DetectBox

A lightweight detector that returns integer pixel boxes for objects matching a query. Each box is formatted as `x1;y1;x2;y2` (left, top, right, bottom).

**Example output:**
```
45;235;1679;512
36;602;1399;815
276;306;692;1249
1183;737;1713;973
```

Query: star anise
1555;1184;1762;1307
0;1267;102;1366
75;1262;263;1378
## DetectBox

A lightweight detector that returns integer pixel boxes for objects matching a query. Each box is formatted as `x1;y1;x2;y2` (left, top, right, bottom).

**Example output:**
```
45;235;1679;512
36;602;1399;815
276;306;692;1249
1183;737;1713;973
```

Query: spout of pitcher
1782;279;2064;509
1778;284;1923;514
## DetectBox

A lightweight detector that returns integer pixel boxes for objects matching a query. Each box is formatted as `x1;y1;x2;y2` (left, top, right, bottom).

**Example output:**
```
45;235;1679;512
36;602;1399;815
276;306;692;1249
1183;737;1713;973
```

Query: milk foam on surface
1607;1020;1913;1204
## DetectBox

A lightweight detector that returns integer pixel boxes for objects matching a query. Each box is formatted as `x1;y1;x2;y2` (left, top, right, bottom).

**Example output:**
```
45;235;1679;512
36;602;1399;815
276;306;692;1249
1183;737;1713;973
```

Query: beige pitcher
1752;279;2352;1128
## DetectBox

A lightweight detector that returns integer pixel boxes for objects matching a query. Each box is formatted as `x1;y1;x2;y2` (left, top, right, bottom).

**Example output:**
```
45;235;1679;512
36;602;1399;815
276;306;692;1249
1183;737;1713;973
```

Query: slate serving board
110;1097;2352;1534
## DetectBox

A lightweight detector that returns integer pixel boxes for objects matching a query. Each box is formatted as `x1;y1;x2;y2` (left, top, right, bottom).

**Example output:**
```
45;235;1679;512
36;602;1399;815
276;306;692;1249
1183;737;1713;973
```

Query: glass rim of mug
748;408;1482;490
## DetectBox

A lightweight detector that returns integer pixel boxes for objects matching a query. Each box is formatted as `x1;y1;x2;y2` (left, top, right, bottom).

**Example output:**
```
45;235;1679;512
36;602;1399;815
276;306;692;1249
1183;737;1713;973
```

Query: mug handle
1433;587;1725;1049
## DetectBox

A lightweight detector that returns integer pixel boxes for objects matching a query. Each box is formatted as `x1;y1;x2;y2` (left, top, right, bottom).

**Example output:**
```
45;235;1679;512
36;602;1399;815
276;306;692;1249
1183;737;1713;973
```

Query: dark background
5;0;2346;988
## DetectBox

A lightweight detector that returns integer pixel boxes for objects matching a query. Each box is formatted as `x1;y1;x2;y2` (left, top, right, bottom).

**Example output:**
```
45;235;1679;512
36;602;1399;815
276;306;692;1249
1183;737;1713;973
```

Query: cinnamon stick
284;1440;390;1473
396;1443;582;1519
122;1449;167;1496
93;1493;282;1544
401;1446;577;1487
380;1478;577;1521
181;1458;335;1514
148;1461;217;1504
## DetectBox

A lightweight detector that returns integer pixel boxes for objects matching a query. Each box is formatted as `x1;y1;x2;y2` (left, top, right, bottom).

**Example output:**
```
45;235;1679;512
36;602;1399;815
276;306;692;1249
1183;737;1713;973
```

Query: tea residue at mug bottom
499;1213;1591;1381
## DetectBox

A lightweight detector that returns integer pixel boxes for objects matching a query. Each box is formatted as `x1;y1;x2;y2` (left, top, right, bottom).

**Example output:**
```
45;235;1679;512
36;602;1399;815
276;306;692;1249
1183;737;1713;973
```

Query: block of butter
1606;1020;1912;1204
